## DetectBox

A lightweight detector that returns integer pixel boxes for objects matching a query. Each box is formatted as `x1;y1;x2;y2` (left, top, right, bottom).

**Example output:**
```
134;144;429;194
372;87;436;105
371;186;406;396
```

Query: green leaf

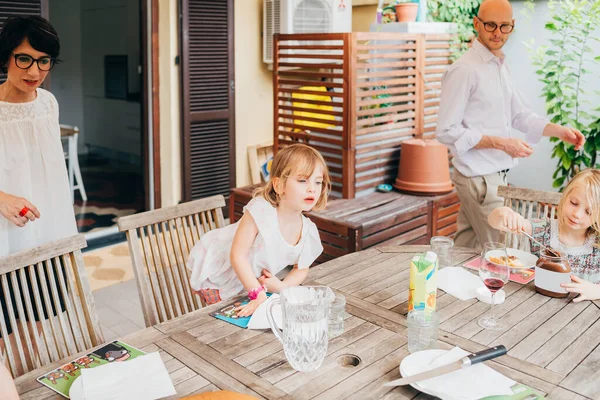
562;156;572;170
553;168;560;179
553;176;566;188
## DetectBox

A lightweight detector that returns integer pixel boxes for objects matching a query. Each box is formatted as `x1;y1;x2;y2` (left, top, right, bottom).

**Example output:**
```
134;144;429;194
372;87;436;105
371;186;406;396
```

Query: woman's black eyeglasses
476;16;514;34
12;53;56;71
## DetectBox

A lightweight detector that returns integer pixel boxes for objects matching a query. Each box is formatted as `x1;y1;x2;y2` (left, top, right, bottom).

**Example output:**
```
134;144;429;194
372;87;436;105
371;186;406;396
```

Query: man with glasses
436;0;585;250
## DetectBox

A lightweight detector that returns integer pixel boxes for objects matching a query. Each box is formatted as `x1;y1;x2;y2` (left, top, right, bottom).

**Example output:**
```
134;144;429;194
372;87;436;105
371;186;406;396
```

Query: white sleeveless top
0;89;77;256
187;196;323;300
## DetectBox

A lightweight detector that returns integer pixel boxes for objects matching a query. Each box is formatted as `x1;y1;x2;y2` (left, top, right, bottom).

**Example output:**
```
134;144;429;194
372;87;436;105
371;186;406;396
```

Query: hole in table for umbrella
337;354;361;368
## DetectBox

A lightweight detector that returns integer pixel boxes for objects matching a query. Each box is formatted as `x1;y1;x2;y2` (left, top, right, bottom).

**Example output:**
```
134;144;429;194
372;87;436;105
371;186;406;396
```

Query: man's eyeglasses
476;16;514;34
12;53;56;71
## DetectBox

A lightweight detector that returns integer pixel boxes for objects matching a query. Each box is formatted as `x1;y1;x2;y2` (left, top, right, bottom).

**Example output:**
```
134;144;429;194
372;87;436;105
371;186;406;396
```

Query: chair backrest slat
497;185;562;248
55;255;85;352
10;270;41;369
118;195;226;326
162;221;190;316
28;263;59;362
1;274;24;373
46;259;77;356
36;261;68;359
0;235;103;377
138;226;167;323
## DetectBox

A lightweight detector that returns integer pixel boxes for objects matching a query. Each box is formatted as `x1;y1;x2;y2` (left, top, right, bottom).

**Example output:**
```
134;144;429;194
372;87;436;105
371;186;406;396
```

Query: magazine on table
210;292;277;329
36;340;145;399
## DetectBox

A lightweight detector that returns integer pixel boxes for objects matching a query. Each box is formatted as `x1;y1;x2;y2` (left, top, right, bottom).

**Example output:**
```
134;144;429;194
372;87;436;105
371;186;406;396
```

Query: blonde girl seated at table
187;144;330;316
488;168;600;301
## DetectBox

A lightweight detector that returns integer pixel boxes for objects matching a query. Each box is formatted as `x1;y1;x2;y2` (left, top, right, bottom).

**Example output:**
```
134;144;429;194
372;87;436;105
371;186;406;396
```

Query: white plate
399;349;447;397
485;248;538;270
399;349;516;399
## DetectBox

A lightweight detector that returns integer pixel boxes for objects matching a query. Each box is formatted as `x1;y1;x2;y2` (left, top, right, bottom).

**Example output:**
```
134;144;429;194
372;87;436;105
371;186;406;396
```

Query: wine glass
478;242;510;330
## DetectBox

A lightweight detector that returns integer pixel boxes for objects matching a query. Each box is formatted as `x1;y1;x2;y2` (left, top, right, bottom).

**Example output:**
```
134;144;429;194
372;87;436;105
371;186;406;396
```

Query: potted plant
527;0;600;189
428;0;482;59
393;0;420;23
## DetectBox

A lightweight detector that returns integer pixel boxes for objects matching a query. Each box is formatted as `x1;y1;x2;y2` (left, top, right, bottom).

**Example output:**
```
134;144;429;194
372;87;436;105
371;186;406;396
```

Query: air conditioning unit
263;0;352;65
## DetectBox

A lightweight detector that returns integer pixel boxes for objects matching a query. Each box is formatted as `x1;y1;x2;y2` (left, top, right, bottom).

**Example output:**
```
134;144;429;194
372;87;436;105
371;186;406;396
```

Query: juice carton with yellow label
408;251;439;312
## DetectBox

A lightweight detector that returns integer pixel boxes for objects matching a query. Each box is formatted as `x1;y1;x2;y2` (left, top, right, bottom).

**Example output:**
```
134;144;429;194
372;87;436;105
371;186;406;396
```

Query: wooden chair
60;124;87;202
497;185;562;249
117;195;227;327
0;235;103;377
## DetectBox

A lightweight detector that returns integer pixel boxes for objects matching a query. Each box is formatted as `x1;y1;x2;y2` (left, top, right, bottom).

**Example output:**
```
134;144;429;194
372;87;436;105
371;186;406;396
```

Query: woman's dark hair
0;16;60;73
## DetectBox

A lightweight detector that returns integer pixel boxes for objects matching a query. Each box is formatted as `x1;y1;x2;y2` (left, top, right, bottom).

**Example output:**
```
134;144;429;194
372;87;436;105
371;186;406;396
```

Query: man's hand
236;290;268;317
543;123;585;150
258;269;285;293
500;138;533;158
561;275;600;302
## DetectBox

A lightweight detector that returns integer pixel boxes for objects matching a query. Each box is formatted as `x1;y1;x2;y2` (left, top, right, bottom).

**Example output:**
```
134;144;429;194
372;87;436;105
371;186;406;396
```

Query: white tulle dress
187;196;323;300
0;89;77;256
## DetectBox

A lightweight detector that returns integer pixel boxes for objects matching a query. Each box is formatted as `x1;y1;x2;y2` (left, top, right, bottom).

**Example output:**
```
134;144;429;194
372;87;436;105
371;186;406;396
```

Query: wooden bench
230;185;460;264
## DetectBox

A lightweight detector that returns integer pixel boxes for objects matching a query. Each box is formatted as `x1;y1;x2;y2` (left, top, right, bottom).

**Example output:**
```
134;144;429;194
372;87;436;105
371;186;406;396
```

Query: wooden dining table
15;245;600;399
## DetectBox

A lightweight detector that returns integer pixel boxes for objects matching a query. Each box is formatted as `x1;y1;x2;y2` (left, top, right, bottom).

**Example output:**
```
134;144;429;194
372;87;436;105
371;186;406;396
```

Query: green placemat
481;383;546;399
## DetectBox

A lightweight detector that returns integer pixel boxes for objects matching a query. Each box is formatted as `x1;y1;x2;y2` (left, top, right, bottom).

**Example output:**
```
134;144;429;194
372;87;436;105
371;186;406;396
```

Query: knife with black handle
383;345;508;387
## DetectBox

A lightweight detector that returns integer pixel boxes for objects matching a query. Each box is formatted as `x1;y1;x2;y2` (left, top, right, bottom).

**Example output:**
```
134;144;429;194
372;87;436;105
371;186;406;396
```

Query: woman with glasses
0;16;76;256
435;0;585;250
0;16;77;377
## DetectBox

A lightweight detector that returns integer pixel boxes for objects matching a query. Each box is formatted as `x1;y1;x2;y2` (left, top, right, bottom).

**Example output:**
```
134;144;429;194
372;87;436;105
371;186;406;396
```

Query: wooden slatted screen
274;32;453;199
0;0;47;83
181;0;235;206
273;33;348;198
353;32;420;195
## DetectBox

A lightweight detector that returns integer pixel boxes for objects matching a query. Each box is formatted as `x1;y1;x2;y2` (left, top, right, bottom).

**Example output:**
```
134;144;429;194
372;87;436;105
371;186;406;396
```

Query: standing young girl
488;168;600;301
187;144;330;316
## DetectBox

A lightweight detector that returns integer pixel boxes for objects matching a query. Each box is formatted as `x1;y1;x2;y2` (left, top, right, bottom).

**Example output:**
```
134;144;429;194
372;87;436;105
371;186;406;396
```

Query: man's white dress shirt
436;39;549;177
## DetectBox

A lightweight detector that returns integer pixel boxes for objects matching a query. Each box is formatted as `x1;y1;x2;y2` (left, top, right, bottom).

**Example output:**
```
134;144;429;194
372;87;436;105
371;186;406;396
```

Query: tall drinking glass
479;242;510;330
430;236;454;268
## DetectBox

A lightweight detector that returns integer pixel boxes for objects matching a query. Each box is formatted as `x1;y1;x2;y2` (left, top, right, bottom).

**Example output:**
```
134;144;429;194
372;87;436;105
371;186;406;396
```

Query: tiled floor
83;241;134;292
73;153;144;233
93;279;146;342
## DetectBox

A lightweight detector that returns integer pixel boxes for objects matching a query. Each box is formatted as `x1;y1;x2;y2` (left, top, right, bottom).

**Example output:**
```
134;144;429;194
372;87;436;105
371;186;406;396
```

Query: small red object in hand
19;207;29;217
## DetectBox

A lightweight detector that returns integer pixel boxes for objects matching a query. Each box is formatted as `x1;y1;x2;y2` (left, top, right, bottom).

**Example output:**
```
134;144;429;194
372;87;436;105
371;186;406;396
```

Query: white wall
504;1;600;191
49;0;85;140
158;0;182;207
234;0;274;188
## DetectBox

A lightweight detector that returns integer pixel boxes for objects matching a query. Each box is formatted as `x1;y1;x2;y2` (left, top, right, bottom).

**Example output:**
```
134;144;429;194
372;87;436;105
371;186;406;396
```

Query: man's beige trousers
451;169;507;250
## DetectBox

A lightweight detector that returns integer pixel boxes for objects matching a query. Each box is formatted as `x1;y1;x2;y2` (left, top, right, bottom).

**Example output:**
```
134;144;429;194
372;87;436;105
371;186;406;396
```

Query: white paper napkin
247;293;283;330
476;286;506;305
401;347;515;400
75;352;176;400
437;267;485;301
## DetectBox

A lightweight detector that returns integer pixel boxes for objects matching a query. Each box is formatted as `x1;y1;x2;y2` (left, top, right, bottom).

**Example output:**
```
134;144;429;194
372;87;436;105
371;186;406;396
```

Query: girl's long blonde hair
254;144;331;211
558;168;600;246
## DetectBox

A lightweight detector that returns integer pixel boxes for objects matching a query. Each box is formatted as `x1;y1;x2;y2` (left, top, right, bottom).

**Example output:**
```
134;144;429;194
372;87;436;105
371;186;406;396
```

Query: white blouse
0;89;77;257
436;40;550;177
187;196;324;300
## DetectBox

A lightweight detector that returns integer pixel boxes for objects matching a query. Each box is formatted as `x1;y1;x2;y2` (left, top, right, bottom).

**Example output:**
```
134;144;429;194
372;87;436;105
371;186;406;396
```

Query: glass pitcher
267;286;334;372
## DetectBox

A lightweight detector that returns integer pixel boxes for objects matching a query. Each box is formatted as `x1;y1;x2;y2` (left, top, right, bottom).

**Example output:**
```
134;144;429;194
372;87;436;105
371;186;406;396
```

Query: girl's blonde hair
558;168;600;245
254;144;331;211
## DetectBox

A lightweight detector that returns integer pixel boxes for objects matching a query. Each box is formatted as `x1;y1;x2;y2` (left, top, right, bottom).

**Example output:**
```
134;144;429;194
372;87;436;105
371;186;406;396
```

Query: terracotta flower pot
393;138;453;195
395;3;419;23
